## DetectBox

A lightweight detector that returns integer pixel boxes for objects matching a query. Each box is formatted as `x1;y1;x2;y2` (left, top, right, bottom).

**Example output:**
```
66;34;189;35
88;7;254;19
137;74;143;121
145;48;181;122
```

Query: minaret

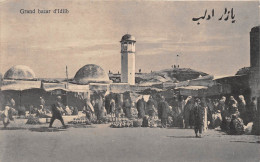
120;34;136;85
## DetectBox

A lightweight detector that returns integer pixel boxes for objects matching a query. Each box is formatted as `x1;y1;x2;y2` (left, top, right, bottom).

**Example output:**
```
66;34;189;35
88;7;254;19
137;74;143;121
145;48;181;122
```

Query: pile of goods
244;122;253;135
68;116;109;125
228;117;245;135
149;118;159;128
110;117;160;128
68;116;89;124
92;117;109;124
110;119;133;128
133;119;142;127
167;116;173;127
142;116;160;128
26;115;41;125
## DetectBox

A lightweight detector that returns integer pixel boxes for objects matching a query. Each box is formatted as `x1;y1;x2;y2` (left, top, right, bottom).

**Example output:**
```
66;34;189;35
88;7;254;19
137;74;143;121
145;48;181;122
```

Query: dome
121;34;136;42
74;64;110;84
4;65;36;80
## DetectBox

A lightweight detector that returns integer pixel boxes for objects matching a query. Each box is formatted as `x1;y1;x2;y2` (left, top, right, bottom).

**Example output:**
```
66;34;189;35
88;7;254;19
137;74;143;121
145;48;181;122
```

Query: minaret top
120;34;136;42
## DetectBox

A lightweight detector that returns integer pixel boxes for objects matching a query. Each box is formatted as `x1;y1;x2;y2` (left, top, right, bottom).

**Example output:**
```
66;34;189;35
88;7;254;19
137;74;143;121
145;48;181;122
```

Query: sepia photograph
0;0;259;162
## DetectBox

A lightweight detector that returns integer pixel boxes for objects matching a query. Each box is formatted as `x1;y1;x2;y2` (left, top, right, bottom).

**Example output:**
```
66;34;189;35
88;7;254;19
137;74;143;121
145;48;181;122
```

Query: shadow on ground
0;127;27;130
67;124;96;128
29;127;67;132
167;136;197;138
230;140;260;144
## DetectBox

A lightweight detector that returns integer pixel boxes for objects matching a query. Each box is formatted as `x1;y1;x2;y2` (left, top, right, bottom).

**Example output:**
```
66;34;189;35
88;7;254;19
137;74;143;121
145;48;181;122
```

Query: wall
249;26;260;98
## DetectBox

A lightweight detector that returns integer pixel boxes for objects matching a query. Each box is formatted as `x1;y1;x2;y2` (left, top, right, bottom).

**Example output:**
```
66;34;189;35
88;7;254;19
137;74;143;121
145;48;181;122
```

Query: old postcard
0;0;259;162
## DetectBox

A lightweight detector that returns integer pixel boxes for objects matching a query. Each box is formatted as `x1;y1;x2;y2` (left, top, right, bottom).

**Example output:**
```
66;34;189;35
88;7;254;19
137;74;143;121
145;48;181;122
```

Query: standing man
110;98;116;122
83;98;94;123
247;97;257;123
193;98;205;138
124;99;132;118
147;101;156;119
10;98;15;108
137;96;146;119
2;105;14;128
237;95;247;123
158;96;170;128
49;96;66;128
184;96;193;129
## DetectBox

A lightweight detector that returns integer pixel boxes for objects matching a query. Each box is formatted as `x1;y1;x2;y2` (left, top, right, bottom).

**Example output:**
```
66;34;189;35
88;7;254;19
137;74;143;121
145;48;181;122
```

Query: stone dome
121;34;136;42
74;64;110;84
4;65;36;80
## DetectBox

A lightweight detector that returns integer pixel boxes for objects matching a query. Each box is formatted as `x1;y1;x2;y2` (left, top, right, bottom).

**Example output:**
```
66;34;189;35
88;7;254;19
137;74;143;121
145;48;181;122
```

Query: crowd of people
83;93;258;137
1;93;258;137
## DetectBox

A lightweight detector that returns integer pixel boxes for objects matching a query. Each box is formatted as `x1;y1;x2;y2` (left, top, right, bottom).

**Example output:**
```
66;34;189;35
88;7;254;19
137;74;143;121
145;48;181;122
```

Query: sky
0;0;259;78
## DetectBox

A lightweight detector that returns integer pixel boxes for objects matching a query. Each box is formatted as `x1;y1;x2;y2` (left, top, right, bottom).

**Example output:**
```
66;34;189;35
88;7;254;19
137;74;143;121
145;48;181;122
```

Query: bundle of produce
130;119;141;127
92;117;109;124
110;119;132;128
148;118;158;128
121;120;133;127
26;115;41;125
228;116;244;135
244;122;253;135
167;116;173;127
110;122;123;128
68;116;87;124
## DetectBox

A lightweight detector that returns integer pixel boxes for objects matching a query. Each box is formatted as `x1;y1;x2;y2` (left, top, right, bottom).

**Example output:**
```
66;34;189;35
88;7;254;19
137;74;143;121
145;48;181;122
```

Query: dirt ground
0;119;259;162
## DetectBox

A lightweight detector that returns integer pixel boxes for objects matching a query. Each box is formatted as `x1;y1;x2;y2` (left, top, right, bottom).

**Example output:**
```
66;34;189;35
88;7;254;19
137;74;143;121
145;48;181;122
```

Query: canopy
42;82;89;92
1;80;41;91
67;83;89;92
42;82;66;92
176;86;208;97
109;83;131;93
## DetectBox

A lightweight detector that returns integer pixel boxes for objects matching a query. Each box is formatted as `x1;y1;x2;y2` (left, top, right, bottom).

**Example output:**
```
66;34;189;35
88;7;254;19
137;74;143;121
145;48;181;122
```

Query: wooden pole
66;66;69;106
19;91;22;109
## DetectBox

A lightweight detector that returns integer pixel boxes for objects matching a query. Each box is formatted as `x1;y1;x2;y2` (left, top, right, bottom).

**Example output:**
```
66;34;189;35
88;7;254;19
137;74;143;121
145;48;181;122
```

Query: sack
133;119;142;127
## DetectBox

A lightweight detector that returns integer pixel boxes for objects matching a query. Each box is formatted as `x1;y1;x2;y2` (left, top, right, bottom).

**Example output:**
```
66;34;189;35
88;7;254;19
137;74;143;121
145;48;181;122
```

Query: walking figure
193;98;205;138
49;96;66;128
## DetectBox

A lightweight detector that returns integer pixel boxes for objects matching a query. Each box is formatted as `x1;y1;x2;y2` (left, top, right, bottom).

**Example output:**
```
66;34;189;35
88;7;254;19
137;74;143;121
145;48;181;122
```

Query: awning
67;83;89;92
42;82;66;92
42;82;90;92
176;86;208;97
109;83;131;93
89;83;109;91
176;86;208;90
1;80;41;91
